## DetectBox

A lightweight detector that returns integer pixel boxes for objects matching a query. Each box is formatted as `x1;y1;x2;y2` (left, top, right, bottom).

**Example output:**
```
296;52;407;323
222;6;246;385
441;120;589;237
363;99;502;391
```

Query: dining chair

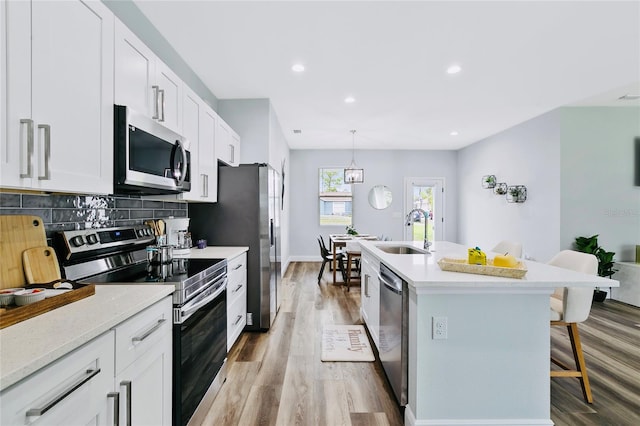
344;241;362;292
318;237;346;283
548;249;598;404
491;240;523;258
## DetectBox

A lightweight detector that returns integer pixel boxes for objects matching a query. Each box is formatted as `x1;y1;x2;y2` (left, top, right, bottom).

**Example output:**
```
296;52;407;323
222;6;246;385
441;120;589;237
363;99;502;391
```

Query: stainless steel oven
56;226;228;426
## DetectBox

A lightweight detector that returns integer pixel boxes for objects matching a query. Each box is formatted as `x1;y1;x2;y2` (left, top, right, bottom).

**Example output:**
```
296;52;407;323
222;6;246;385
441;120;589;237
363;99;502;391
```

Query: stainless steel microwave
114;105;191;195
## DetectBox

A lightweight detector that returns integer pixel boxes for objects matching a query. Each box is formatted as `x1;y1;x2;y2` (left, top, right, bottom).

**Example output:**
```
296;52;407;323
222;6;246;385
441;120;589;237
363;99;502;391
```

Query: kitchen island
359;240;619;426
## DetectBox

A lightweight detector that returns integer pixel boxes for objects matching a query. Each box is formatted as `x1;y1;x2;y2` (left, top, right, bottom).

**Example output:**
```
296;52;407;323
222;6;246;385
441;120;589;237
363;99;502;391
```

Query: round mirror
368;185;393;210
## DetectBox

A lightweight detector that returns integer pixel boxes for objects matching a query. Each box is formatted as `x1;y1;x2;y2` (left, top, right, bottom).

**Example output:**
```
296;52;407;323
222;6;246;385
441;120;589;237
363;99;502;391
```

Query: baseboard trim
288;255;322;262
404;406;553;426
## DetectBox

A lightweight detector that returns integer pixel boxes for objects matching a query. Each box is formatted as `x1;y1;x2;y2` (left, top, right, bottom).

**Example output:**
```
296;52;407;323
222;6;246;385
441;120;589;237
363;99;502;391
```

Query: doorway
403;177;444;242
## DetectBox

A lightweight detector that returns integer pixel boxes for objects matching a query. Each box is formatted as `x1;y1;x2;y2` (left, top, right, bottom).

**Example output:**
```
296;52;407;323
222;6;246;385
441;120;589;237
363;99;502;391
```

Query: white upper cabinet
173;86;217;202
114;20;182;133
199;104;218;202
2;0;114;194
215;116;241;166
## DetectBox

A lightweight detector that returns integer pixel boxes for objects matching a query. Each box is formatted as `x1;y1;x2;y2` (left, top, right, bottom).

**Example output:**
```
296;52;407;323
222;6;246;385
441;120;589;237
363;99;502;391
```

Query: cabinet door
116;335;172;426
199;105;218;202
180;87;201;201
230;130;241;166
115;20;155;118
31;0;113;194
3;0;114;194
215;117;240;166
361;253;380;348
155;59;182;133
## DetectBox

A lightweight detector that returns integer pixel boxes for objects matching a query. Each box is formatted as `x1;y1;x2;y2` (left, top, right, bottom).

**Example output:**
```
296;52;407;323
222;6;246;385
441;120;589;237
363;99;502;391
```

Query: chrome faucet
405;208;431;252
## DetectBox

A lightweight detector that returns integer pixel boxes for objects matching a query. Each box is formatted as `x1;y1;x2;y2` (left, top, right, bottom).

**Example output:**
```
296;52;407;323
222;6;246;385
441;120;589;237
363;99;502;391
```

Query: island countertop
359;240;619;290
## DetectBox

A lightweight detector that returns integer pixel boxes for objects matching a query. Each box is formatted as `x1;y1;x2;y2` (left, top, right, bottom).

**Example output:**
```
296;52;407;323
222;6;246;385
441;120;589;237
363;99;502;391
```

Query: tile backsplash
0;191;187;240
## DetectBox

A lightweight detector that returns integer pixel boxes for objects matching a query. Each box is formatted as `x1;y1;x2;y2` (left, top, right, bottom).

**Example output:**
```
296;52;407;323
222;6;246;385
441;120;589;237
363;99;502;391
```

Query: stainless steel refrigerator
188;163;281;331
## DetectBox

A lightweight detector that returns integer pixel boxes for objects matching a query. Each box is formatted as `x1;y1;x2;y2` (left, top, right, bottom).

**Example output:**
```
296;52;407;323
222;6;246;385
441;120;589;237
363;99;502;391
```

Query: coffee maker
164;217;191;255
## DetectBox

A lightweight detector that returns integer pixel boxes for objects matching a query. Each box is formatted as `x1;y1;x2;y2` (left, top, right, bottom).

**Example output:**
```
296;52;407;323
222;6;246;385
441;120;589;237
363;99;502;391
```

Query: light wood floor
202;262;640;425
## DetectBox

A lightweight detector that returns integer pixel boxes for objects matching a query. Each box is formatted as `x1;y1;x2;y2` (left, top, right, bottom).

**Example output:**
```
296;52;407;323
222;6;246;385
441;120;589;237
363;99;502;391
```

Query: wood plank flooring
201;262;640;425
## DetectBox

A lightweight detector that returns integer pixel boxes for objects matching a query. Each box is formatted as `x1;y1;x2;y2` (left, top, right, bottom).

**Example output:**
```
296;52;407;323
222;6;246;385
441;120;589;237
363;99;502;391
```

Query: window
319;168;352;226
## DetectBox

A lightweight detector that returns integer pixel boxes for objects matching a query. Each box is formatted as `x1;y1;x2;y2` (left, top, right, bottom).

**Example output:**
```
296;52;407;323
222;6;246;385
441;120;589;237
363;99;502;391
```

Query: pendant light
344;130;364;184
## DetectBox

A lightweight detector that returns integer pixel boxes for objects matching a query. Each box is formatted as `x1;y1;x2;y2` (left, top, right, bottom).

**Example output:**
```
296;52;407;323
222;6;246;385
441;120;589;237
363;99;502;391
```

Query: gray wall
103;0;218;109
458;106;640;264
458;110;562;262
560;107;640;261
289;149;458;259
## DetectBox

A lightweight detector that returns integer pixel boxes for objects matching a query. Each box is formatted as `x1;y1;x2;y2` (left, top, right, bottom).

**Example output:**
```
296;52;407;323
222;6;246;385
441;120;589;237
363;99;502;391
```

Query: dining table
329;234;379;284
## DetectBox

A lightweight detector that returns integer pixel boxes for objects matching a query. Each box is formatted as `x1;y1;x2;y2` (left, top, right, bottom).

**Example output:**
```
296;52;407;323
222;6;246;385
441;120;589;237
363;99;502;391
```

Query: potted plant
574;235;617;302
346;225;358;236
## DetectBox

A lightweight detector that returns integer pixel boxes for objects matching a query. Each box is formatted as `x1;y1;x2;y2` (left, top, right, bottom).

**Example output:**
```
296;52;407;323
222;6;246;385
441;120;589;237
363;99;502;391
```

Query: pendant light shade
344;130;364;184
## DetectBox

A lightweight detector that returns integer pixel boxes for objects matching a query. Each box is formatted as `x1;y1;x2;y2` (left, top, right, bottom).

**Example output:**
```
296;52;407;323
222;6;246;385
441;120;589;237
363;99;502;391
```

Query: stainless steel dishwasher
378;263;408;406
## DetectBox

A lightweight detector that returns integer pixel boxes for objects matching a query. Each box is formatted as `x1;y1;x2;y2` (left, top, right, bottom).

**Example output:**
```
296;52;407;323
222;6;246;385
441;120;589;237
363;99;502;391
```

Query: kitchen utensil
0;216;48;289
23;246;62;284
145;219;158;236
147;245;174;264
157;219;165;236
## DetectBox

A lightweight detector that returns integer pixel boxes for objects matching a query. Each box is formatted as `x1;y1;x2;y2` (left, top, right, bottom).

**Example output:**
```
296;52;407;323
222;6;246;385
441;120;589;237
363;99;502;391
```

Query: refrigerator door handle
270;218;274;246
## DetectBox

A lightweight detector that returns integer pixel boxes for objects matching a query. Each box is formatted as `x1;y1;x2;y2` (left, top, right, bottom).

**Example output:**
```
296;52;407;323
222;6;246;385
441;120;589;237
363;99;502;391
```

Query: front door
403;177;444;242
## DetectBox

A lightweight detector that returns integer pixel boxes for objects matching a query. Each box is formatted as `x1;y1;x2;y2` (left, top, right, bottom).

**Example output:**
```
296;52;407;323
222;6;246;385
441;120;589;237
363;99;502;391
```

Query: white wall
457;110;562;262
289;149;458;259
560;107;640;262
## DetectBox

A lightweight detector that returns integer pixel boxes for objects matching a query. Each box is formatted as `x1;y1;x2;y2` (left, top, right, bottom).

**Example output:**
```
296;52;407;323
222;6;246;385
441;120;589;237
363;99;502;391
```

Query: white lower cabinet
361;252;381;349
0;331;115;426
227;252;247;350
113;297;173;426
0;296;172;426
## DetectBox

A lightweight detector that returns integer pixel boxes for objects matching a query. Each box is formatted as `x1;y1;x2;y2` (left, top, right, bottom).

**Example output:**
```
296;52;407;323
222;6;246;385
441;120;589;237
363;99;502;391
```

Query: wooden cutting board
0;215;48;289
23;246;62;284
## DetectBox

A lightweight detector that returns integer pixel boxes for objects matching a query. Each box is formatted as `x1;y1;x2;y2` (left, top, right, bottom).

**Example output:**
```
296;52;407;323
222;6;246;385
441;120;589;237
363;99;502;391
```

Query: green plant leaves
573;234;617;278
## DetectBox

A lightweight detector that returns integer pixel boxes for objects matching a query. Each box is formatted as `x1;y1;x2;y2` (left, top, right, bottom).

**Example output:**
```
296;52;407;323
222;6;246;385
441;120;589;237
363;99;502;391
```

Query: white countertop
0;285;174;391
0;246;247;391
175;246;248;260
360;240;619;290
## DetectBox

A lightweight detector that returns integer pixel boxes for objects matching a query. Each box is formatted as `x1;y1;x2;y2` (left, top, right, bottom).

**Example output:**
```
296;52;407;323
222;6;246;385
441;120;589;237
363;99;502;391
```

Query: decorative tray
0;280;95;329
437;257;528;279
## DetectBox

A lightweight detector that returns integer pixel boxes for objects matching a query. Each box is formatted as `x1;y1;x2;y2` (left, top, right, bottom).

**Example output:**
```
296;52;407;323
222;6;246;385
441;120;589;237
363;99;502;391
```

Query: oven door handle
177;277;227;324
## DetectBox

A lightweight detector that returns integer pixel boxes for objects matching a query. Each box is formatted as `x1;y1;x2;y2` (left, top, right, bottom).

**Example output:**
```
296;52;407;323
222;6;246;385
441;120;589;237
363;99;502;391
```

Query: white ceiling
133;1;640;150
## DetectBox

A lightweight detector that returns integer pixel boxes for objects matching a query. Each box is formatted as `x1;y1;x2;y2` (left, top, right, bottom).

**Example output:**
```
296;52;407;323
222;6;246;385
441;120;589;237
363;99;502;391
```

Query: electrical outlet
432;316;447;340
247;312;253;326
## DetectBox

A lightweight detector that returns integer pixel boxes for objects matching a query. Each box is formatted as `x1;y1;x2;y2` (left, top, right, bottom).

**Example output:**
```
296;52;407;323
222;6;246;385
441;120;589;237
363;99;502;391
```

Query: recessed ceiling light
450;131;459;136
291;63;305;73
446;64;462;74
344;96;356;104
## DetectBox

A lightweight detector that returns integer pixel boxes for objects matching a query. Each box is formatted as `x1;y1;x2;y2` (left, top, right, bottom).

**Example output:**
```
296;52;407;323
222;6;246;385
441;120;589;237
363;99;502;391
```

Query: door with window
403;178;444;242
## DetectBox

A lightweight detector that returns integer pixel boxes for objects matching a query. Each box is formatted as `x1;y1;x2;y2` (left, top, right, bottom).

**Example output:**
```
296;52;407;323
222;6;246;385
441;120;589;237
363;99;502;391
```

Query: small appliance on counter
164;217;192;256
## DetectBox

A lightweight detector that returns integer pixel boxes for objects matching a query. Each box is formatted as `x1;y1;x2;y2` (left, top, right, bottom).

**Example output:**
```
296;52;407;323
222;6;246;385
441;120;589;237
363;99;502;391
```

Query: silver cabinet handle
202;174;208;198
233;283;243;293
233;314;243;326
26;368;101;419
108;392;120;426
233;264;243;271
152;85;160;119
364;274;370;297
20;119;34;178
37;124;51;180
132;318;166;343
120;380;132;426
229;144;234;163
159;89;165;122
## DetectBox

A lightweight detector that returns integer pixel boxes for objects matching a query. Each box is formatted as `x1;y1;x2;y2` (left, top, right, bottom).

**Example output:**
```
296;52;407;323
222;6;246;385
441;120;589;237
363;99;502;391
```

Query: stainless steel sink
376;245;426;255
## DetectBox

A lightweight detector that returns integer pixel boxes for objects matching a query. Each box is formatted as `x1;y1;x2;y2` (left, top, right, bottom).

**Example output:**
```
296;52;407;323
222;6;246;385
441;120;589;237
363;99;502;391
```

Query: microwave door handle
169;140;187;186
